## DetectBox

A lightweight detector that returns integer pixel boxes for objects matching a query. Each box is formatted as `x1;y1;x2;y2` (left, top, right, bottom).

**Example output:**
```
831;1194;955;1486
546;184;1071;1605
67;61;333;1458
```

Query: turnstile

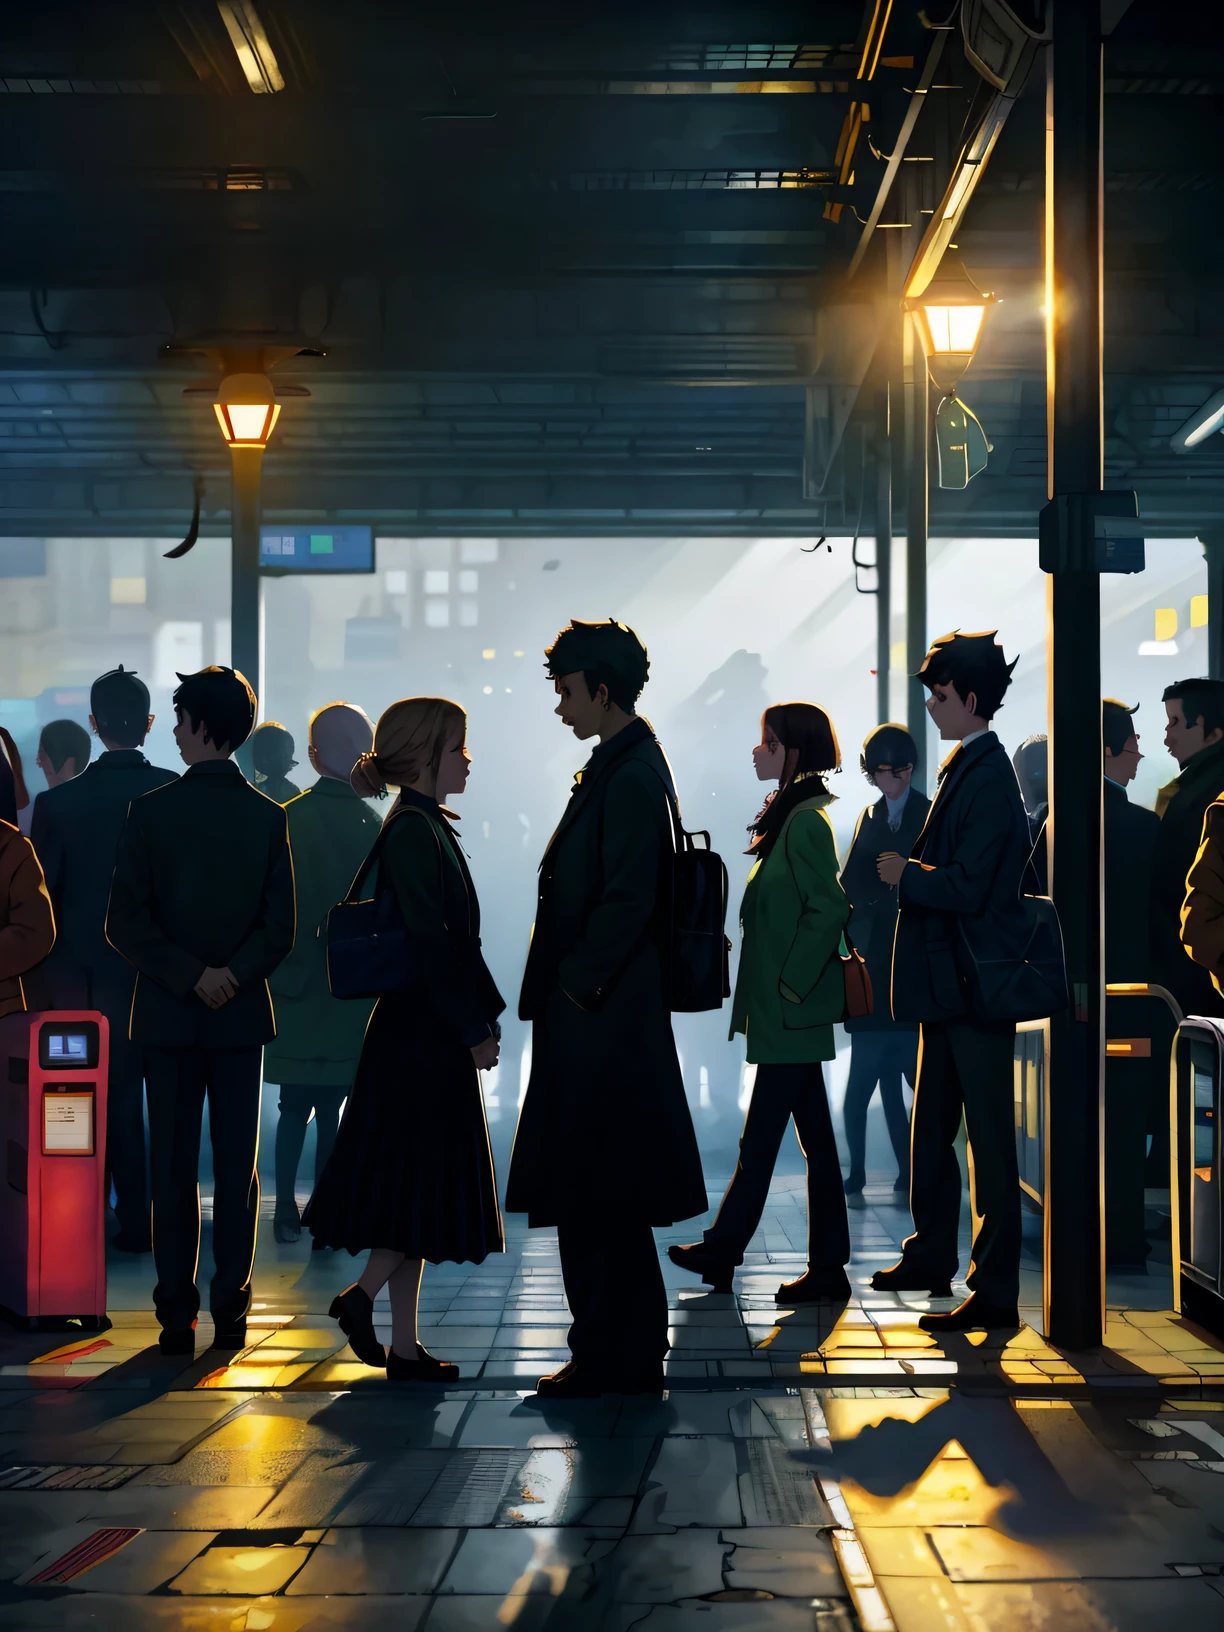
1015;984;1180;1265
1174;1015;1224;1338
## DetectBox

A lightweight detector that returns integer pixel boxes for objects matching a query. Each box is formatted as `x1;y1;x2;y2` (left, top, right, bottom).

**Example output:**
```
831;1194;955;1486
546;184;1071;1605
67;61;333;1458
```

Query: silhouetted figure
36;719;91;790
0;728;29;829
670;702;850;1304
250;721;302;805
0;819;54;1018
872;631;1031;1333
106;666;294;1356
1151;679;1224;1018
1098;699;1161;1267
307;698;504;1382
29;666;177;1252
508;619;706;1397
1012;732;1048;843
839;724;929;1203
267;703;380;1243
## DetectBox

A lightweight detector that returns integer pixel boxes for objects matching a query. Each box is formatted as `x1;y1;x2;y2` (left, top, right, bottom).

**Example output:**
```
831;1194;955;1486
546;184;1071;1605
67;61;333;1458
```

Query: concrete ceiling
0;0;1220;537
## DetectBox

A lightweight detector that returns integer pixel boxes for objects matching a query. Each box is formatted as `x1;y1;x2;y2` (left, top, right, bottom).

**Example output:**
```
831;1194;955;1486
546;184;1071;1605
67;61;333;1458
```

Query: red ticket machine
0;1011;110;1331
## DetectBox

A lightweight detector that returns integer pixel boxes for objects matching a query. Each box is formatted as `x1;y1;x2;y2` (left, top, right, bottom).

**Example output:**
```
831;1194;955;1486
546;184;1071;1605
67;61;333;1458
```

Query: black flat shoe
211;1325;247;1352
777;1271;852;1304
273;1217;301;1244
535;1362;608;1399
386;1343;460;1383
158;1328;195;1357
329;1283;386;1367
870;1263;954;1298
919;1296;1020;1334
667;1242;735;1295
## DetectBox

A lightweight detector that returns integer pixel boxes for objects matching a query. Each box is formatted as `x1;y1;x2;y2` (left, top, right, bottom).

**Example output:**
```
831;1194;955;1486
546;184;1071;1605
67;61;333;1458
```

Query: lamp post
907;260;994;396
214;372;280;701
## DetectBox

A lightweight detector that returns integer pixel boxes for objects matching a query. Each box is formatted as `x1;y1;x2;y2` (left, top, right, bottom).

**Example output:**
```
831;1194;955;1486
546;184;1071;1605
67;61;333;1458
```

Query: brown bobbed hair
351;696;467;800
748;701;841;857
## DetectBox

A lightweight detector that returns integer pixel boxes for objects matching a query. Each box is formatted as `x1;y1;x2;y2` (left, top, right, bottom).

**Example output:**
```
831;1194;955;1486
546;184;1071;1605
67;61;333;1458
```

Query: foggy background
0;532;1208;1186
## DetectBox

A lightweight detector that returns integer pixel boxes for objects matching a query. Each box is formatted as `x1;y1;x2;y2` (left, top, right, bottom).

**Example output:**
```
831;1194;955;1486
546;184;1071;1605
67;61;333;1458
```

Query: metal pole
876;384;893;725
230;444;264;704
1201;531;1224;680
1044;2;1105;1350
905;312;930;791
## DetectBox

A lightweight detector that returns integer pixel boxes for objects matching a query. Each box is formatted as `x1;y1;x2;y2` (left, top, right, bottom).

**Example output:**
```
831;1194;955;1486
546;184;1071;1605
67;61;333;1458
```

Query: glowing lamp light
1170;387;1224;453
907;261;995;396
213;373;281;448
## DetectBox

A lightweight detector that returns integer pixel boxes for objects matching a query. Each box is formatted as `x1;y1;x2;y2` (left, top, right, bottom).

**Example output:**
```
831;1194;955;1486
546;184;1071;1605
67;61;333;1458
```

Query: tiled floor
0;1173;1221;1629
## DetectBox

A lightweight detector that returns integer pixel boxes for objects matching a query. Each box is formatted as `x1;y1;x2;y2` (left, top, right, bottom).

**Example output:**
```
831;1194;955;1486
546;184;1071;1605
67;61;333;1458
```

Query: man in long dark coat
507;619;706;1398
29;665;177;1252
106;666;294;1357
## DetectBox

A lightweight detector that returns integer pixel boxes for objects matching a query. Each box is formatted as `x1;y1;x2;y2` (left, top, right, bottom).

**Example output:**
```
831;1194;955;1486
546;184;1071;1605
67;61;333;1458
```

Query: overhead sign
259;526;375;574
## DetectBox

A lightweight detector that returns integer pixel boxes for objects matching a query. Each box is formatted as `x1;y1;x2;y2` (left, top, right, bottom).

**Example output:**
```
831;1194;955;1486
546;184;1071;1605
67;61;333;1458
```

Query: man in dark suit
507;619;706;1398
1150;678;1224;1019
839;724;930;1202
29;666;178;1252
1099;699;1162;1266
106;666;294;1355
871;631;1031;1332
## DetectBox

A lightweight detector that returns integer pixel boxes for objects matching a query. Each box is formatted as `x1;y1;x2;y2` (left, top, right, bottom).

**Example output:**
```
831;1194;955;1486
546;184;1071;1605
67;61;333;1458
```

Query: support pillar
904;312;930;790
1201;531;1224;680
230;445;264;703
1044;2;1106;1350
875;385;893;726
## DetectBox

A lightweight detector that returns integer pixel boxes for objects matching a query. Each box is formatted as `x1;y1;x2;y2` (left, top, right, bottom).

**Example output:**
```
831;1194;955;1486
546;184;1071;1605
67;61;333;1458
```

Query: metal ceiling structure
0;0;1220;537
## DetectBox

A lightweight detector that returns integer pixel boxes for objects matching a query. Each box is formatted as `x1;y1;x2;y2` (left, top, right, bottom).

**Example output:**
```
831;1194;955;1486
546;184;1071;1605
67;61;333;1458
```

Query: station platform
1;1178;1223;1630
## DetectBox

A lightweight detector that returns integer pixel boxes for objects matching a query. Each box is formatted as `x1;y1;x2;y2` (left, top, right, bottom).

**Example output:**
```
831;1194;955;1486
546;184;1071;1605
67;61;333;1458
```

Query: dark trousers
900;1018;1020;1305
843;1031;916;1191
274;1084;346;1218
144;1045;263;1333
556;1216;668;1373
703;1062;850;1272
106;1028;150;1241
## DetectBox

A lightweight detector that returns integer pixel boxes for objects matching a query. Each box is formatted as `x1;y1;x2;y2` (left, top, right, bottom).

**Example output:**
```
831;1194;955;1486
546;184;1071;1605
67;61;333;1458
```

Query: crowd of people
2;622;1224;1391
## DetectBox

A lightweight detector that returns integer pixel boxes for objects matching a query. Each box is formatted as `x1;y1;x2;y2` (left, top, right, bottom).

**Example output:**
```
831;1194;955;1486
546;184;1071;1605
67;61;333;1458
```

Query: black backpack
649;764;731;1013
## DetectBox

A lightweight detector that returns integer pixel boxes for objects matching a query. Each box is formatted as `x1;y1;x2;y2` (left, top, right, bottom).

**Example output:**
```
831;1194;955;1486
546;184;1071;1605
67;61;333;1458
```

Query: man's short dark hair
91;664;151;747
1163;679;1224;741
1102;698;1139;758
172;666;256;753
251;722;295;777
544;619;650;713
39;719;91;775
861;723;917;776
917;629;1017;721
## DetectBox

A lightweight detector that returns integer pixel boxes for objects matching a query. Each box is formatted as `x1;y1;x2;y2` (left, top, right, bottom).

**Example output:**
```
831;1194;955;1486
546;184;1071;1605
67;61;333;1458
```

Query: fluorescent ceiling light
1170;387;1224;453
217;1;284;94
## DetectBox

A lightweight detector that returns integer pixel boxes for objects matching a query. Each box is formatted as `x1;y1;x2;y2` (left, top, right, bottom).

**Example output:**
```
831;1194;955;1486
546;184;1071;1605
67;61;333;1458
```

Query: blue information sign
259;525;375;573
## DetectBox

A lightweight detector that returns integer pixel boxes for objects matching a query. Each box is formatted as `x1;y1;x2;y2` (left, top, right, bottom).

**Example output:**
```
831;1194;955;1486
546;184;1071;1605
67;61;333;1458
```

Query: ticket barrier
1174;1014;1224;1339
1015;984;1181;1244
0;1011;110;1331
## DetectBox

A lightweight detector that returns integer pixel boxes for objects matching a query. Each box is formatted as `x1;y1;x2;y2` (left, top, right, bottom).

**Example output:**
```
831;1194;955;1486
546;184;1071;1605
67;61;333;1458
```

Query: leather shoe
273;1215;301;1244
158;1328;195;1357
387;1343;459;1383
777;1270;851;1304
329;1283;386;1367
211;1325;247;1352
919;1296;1020;1334
667;1242;735;1295
870;1263;954;1298
535;1361;665;1399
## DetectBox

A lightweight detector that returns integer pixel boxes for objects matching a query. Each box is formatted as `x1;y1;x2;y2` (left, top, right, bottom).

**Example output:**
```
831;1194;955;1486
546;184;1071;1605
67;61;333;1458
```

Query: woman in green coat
670;702;851;1304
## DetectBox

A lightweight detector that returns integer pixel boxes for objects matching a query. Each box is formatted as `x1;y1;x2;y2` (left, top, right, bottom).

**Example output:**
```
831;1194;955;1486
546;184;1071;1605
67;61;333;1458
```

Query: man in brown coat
0;820;55;1018
1181;798;1224;995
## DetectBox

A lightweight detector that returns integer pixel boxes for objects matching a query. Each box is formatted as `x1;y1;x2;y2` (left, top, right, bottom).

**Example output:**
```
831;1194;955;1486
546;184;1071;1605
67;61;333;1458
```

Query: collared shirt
884;786;911;832
960;728;989;749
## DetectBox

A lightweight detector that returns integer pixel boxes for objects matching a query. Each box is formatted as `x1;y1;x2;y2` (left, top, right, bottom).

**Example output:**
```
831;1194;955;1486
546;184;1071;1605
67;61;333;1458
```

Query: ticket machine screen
38;1023;99;1071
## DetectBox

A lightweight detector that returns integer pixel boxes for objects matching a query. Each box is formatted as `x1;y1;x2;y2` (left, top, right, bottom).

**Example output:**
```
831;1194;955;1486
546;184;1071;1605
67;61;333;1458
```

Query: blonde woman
306;697;504;1380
